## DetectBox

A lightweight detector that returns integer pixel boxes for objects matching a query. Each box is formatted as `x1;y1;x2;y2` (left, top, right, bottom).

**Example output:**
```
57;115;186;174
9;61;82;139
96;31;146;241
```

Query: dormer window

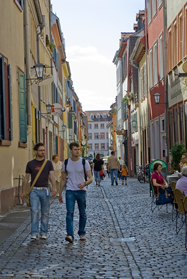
90;114;94;119
96;113;100;119
103;113;107;118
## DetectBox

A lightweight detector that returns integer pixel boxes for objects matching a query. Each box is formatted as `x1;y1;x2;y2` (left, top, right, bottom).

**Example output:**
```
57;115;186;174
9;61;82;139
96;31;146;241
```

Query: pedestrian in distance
21;142;56;240
118;156;125;180
52;154;63;196
121;164;128;185
108;151;120;185
93;153;104;186
89;159;93;174
59;142;93;243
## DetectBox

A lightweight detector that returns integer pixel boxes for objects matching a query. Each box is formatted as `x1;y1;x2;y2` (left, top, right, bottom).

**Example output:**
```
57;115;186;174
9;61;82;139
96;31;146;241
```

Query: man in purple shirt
176;166;187;196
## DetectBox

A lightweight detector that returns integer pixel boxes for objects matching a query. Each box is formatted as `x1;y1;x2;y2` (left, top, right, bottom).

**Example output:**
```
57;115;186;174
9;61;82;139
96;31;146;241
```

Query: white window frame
149;48;153;88
159;33;164;80
152;0;157;18
148;0;152;25
90;114;94;119
153;42;158;85
96;113;100;119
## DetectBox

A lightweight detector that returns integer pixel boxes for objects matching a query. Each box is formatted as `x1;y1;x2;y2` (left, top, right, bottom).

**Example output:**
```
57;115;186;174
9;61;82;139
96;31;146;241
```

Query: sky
51;0;145;111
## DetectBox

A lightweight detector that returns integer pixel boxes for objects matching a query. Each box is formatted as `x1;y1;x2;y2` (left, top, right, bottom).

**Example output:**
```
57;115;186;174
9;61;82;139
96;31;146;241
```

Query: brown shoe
80;235;86;241
65;236;74;243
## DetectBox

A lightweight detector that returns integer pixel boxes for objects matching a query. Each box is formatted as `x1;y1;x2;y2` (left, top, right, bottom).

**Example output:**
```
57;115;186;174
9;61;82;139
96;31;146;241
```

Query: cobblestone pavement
0;177;187;278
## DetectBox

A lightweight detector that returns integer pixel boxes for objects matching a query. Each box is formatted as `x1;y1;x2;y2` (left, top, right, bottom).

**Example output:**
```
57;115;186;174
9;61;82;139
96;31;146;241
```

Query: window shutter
68;112;73;128
0;56;6;140
8;65;13;140
19;72;27;143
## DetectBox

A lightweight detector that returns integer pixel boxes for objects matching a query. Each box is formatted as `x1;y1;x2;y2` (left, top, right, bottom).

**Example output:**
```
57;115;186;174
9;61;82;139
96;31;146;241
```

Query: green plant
170;142;187;171
123;96;130;103
49;42;56;53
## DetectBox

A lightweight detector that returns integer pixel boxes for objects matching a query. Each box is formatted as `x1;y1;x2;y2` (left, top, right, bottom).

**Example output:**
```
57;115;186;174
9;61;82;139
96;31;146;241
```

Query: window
94;133;99;139
101;143;105;150
106;132;108;139
100;133;105;139
88;144;92;150
153;42;158;85
88;133;92;140
94;124;98;129
0;56;13;142
173;22;177;66
152;0;156;17
179;14;183;61
96;113;100;118
100;123;105;129
173;108;178;143
90;114;94;119
148;0;152;25
95;143;99;150
159;34;164;80
14;0;23;10
168;29;172;70
158;0;162;8
149;48;153;88
179;106;184;143
169;111;173;149
88;124;91;129
103;113;107;118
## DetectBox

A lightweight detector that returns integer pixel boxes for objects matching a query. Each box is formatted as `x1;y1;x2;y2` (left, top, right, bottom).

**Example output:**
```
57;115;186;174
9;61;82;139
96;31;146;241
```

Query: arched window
96;113;100;118
103;113;107;118
90;114;94;119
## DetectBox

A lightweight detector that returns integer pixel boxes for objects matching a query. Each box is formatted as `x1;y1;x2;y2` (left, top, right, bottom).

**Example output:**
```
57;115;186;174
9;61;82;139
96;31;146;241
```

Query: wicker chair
171;181;177;221
174;189;185;235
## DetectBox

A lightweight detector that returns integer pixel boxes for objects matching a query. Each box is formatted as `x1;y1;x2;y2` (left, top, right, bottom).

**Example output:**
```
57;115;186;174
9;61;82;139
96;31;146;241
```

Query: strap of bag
27;159;48;195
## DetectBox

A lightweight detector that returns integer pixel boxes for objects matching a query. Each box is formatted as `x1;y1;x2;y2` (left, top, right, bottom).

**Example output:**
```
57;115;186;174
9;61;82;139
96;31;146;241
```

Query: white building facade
85;110;111;159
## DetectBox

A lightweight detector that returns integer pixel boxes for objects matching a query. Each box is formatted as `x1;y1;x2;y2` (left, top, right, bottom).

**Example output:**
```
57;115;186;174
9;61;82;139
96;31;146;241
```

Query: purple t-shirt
25;159;53;188
176;176;187;196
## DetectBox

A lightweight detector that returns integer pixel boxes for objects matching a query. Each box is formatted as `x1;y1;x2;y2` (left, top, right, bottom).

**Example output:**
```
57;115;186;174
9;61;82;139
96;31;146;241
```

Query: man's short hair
182;166;187;177
34;142;44;151
69;142;80;150
111;151;115;155
119;157;121;159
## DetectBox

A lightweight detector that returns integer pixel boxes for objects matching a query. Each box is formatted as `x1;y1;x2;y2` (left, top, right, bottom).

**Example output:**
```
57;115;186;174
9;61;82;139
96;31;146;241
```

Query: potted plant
170;142;187;172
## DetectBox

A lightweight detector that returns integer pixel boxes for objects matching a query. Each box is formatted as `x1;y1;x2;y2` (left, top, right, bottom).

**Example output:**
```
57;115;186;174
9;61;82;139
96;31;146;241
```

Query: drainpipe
24;0;32;155
163;0;168;164
145;0;150;164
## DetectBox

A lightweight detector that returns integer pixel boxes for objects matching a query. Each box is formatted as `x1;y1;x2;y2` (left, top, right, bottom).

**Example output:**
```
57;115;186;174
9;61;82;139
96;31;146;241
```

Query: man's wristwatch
85;181;87;186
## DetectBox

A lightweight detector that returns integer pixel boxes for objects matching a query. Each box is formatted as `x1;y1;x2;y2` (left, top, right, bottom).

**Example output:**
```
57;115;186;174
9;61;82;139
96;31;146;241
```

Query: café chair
174;189;186;236
170;181;177;221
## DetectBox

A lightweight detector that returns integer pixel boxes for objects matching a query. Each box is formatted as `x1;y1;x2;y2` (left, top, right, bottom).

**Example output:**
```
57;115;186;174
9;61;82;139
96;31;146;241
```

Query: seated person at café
179;153;187;171
151;162;172;196
176;166;187;196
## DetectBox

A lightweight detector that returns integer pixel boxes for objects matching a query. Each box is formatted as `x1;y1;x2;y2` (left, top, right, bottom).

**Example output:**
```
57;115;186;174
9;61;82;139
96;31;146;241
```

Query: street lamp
153;93;161;105
33;63;45;79
46;104;52;114
62;124;66;132
132;120;137;128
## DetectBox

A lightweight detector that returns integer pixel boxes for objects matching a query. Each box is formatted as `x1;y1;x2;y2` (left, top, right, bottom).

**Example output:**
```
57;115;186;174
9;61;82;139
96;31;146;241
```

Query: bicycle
137;165;145;183
143;164;149;183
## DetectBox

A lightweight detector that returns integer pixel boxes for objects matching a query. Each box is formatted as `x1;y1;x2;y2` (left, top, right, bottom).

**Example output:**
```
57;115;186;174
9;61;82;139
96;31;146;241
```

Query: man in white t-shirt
59;142;93;243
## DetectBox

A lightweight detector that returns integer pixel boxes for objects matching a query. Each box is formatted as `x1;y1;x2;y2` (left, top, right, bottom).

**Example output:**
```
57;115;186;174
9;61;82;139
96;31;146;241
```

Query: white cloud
66;45;111;65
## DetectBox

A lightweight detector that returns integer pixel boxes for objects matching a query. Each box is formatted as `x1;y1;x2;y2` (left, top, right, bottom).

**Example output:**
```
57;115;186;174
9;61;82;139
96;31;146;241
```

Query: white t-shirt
62;158;90;191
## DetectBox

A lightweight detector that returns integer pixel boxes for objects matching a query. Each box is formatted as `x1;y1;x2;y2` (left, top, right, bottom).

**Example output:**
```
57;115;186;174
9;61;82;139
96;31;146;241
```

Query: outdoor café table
167;173;180;185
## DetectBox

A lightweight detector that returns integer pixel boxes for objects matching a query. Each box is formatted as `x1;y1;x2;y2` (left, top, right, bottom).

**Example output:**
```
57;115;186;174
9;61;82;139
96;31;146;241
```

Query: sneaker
31;234;39;240
80;235;86;241
115;181;118;185
111;183;113;185
40;235;47;240
65;235;74;243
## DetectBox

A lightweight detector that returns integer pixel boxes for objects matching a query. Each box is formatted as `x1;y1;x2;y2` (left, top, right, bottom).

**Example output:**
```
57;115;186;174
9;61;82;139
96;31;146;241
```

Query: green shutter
19;72;27;143
8;65;13;140
0;56;6;139
68;112;73;128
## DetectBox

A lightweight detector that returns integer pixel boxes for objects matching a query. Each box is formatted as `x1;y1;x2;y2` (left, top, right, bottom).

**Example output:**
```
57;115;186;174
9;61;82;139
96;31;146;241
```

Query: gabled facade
147;0;166;162
85;111;111;159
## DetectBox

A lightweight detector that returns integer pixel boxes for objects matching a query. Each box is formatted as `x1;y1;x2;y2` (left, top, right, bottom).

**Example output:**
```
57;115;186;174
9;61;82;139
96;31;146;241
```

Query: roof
85;110;111;122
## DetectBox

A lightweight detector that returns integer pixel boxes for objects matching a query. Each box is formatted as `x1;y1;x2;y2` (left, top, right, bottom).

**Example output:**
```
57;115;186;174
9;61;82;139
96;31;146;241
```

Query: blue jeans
110;169;118;184
30;188;50;236
94;171;101;182
66;190;87;238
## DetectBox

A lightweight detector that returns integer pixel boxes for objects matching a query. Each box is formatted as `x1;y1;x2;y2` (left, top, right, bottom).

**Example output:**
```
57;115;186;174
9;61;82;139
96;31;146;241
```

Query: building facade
85;111;111;159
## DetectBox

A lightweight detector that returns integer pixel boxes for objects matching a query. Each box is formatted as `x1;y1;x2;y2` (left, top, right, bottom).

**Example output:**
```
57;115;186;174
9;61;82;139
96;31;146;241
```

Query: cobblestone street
0;177;187;279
